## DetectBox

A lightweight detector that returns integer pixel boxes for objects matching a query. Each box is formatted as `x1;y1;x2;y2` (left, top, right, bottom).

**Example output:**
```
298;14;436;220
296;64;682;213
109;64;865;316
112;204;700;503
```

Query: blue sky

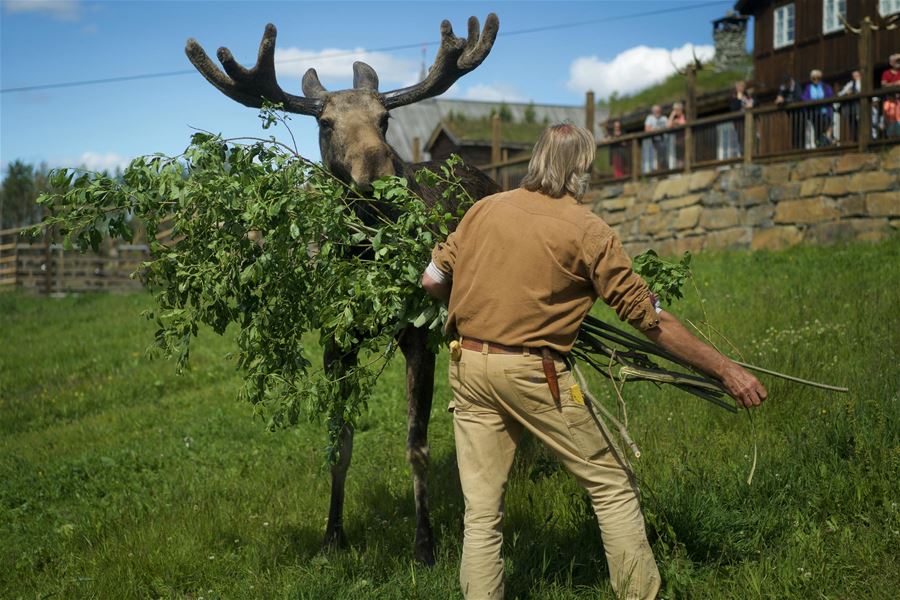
1;0;741;173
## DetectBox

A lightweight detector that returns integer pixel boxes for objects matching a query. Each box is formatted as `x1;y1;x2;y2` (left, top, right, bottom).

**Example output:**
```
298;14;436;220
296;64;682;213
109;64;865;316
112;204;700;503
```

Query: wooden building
425;120;545;165
385;98;605;163
737;0;900;93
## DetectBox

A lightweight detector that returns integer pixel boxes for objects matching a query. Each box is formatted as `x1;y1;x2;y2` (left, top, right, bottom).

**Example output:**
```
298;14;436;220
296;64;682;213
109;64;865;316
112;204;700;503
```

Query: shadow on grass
332;431;616;596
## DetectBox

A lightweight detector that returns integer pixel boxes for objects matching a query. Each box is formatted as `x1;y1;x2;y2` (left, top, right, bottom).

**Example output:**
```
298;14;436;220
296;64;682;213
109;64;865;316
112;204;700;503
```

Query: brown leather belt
460;338;564;406
460;338;534;355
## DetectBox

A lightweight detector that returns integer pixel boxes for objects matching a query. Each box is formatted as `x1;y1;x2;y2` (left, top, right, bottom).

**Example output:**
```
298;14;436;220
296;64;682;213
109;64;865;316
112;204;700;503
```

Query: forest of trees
0;161;123;231
0;161;51;231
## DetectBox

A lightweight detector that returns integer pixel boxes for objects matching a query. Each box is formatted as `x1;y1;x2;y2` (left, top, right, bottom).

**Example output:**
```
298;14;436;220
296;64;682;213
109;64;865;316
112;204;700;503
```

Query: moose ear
353;61;379;91
302;68;328;98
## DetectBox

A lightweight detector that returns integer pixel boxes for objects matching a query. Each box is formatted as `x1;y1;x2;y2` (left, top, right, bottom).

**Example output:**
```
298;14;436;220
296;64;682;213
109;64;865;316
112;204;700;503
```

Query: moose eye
378;114;389;133
318;118;334;131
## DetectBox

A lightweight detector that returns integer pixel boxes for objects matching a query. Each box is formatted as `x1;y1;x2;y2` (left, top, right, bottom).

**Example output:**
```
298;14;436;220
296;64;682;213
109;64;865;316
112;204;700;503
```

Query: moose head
185;15;499;190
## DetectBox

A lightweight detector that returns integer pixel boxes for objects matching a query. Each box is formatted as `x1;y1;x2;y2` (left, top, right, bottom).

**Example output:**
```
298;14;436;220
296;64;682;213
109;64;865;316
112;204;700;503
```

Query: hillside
601;62;752;118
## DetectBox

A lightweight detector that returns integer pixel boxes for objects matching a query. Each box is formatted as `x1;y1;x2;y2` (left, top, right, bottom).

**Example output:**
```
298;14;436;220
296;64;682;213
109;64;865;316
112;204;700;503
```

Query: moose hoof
414;533;436;566
322;527;347;551
414;544;436;566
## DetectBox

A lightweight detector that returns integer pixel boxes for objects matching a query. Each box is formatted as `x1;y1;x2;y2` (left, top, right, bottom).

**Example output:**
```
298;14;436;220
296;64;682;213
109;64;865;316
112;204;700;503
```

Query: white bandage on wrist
425;261;450;285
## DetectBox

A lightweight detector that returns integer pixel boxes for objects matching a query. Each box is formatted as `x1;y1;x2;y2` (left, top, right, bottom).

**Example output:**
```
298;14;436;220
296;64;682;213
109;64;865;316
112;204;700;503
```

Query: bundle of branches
29;106;471;457
569;250;847;464
572;313;735;413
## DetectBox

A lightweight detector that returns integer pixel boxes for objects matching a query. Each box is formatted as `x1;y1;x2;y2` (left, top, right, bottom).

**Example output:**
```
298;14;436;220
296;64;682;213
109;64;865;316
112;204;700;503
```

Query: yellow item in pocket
449;340;462;362
570;383;585;405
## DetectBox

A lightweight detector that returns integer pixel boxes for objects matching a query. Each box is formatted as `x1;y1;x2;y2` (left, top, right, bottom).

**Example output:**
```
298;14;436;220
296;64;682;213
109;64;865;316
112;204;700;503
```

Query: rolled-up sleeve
585;231;660;332
431;231;458;277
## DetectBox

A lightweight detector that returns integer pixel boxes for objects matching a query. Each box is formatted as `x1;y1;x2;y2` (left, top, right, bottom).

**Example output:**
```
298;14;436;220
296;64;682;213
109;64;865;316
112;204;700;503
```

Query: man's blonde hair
521;123;595;200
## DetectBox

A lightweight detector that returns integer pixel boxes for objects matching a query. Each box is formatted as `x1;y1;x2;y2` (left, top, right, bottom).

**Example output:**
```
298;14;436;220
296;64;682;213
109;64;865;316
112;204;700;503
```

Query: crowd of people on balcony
604;52;900;177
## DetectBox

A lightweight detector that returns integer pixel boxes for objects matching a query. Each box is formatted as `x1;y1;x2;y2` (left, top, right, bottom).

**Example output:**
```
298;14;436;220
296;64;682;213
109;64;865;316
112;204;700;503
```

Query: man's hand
643;310;768;409
719;363;767;408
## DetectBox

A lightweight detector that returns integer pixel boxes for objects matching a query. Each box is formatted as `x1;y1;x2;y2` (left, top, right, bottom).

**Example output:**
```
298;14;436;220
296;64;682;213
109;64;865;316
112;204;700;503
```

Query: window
774;4;795;49
880;0;900;16
823;0;846;34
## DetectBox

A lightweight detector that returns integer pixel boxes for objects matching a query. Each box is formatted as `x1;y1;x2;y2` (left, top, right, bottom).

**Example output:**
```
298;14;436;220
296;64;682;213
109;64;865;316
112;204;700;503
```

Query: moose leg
323;421;354;549
399;326;437;565
322;342;358;550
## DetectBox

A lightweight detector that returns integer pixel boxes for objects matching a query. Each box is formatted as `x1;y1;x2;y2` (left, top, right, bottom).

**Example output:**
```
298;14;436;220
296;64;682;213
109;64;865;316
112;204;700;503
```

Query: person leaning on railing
775;74;803;150
606;119;627;178
881;54;900;138
666;102;686;169
801;69;835;148
835;70;862;143
643;105;668;171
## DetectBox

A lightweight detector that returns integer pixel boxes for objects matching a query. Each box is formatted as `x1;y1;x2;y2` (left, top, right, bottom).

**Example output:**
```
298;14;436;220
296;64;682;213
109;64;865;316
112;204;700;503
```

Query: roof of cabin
385;98;607;162
425;119;550;152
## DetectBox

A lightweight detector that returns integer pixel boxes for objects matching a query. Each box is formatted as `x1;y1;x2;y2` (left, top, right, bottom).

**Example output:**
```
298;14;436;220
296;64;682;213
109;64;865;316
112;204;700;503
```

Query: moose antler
380;14;499;109
185;23;323;116
670;46;703;76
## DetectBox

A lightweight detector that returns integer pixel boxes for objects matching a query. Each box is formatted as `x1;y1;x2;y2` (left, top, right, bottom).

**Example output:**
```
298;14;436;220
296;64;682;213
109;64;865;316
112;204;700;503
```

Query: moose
185;14;500;564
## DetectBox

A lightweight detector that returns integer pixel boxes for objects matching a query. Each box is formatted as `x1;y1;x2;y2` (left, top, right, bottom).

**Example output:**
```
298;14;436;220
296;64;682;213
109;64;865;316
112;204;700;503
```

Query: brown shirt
431;187;659;353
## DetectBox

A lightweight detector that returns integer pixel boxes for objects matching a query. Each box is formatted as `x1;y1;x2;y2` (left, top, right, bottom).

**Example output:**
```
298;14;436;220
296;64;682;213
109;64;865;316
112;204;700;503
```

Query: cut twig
733;360;848;393
574;365;640;459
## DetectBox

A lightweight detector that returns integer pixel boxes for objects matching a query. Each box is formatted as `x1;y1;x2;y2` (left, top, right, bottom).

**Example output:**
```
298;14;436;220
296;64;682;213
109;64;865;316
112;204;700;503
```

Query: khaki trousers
450;346;660;600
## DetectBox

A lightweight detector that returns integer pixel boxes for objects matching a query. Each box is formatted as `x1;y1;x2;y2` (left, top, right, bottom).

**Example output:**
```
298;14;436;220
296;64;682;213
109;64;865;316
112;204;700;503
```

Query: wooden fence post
685;66;697;122
501;149;510;190
631;137;640;182
684;125;693;174
585;90;595;136
491;114;501;183
743;111;754;164
57;245;65;295
858;19;872;152
412;136;421;163
43;220;53;295
13;236;18;289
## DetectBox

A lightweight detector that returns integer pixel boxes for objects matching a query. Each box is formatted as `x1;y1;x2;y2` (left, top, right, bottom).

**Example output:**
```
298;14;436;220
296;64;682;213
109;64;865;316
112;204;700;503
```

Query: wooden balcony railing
481;88;900;189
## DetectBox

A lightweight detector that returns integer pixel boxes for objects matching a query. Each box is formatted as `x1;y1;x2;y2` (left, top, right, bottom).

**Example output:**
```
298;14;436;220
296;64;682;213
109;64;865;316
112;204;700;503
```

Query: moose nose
350;147;395;191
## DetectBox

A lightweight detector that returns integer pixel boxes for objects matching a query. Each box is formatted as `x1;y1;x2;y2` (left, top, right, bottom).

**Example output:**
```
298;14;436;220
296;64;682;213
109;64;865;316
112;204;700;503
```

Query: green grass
602;65;751;119
2;238;899;599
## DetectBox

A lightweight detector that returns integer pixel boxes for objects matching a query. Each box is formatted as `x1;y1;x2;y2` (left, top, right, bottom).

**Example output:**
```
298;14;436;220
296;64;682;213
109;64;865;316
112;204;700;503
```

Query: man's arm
642;310;768;408
421;269;451;304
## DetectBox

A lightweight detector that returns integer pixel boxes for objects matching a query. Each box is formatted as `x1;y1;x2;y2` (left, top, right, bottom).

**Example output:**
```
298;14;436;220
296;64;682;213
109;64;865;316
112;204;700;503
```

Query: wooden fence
482;89;900;189
0;226;148;295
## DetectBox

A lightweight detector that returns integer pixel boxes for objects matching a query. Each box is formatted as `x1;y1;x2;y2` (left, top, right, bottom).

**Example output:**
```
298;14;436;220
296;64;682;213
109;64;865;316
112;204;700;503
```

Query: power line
1;1;730;94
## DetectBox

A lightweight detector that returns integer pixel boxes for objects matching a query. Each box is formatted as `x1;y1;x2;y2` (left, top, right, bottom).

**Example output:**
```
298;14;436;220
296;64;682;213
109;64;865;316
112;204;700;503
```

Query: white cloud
3;0;82;21
567;43;715;99
463;83;527;103
274;47;417;88
56;152;131;173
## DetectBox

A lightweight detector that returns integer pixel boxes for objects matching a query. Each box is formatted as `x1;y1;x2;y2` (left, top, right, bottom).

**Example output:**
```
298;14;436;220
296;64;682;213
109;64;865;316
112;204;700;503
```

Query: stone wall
588;146;900;257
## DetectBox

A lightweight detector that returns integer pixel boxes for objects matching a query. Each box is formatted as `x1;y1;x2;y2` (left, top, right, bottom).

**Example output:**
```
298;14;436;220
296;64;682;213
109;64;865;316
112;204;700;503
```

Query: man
837;70;862;143
775;74;802;149
421;123;767;600
642;104;668;171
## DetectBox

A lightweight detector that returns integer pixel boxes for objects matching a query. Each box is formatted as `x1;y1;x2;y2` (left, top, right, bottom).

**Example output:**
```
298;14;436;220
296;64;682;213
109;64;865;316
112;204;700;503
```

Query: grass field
2;238;899;599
